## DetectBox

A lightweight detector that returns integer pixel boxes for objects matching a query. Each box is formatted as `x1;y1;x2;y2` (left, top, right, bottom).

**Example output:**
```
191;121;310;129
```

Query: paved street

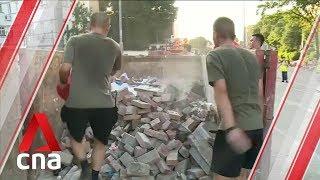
263;67;320;179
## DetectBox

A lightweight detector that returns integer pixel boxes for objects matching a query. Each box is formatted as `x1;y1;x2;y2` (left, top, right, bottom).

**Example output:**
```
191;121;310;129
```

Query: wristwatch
225;126;238;134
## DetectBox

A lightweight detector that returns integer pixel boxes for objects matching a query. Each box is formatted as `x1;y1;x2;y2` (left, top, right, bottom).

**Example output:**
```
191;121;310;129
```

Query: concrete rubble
54;76;219;180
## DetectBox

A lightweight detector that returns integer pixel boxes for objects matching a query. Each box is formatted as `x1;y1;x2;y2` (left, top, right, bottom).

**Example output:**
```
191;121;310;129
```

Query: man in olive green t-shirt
206;17;264;180
59;12;121;180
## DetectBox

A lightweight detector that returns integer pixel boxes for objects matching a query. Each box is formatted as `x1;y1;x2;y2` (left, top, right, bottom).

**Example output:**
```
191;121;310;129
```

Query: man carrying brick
206;17;264;180
59;12;121;180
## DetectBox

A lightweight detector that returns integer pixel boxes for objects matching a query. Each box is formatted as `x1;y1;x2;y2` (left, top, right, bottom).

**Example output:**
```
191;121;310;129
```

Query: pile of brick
56;82;219;180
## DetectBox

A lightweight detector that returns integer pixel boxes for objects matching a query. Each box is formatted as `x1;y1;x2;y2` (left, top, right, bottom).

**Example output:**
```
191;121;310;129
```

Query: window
0;27;6;36
0;4;2;13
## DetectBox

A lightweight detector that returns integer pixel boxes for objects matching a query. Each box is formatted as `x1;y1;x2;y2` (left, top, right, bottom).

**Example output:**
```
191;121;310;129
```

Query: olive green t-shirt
206;46;263;131
64;32;121;108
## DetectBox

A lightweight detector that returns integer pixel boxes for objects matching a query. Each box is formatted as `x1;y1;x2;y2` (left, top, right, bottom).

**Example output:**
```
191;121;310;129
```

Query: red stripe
0;0;78;170
248;15;320;179
0;0;40;89
285;100;320;179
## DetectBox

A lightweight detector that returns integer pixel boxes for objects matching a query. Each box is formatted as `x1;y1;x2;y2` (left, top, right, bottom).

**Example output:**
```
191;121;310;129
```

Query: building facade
0;1;21;45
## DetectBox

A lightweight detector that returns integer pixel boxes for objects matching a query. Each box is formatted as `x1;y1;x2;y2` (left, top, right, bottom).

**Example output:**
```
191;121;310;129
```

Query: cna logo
17;113;62;170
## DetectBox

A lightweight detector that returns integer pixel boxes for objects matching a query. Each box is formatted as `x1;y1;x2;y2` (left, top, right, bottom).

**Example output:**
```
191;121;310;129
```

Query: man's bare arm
59;63;72;84
214;79;236;129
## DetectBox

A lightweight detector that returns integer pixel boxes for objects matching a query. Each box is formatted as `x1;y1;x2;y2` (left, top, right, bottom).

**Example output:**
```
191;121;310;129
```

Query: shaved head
90;12;110;29
213;17;235;40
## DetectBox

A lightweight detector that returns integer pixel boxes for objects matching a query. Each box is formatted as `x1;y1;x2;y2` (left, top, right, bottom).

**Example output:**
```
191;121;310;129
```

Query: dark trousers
282;71;288;82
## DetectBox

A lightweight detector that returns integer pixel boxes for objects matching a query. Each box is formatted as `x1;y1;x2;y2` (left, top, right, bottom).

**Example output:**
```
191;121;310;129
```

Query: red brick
144;129;169;141
132;99;151;109
150;118;162;130
167;110;181;121
123;114;141;121
166;150;179;166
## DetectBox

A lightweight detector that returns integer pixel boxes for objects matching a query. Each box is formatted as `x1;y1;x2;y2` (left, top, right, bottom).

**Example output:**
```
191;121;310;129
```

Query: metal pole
243;1;246;47
119;0;123;51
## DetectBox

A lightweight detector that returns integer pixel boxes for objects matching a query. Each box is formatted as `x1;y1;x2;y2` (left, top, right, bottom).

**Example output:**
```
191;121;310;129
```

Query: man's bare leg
238;169;250;180
91;138;107;179
214;174;238;180
70;137;87;161
70;138;90;179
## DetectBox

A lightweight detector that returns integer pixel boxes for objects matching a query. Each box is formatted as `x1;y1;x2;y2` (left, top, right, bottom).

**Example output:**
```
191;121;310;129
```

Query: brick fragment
182;106;193;115
85;127;94;139
175;159;189;173
137;149;161;164
117;105;127;116
150;118;162;130
126;105;138;115
140;94;158;108
135;132;152;149
152;97;161;103
178;146;189;158
107;155;123;172
180;117;199;132
132;99;151;109
141;117;151;123
150;163;160;176
127;162;150;176
167;110;181;121
140;124;152;131
160;93;172;102
187;167;206;178
167;139;182;151
199;176;211;180
119;152;135;168
189;147;210;174
122;132;137;147
166;130;176;140
161;120;171;130
138;108;152;114
124;144;134;155
144;129;169;141
134;146;147;157
129;176;155;180
156;159;171;174
166;150;179;166
156;143;170;158
123;114;141;121
156;173;178;180
137;90;153;98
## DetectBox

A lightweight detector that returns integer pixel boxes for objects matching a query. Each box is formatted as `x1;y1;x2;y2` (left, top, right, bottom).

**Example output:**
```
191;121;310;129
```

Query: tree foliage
251;0;319;61
100;0;177;50
63;3;92;43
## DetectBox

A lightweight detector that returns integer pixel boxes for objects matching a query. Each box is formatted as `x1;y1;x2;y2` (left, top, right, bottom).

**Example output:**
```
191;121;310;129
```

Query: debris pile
57;78;219;180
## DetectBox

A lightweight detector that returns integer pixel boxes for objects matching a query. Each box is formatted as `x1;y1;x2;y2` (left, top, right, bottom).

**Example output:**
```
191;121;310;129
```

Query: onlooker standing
59;12;121;180
280;61;289;83
206;17;264;180
250;33;265;50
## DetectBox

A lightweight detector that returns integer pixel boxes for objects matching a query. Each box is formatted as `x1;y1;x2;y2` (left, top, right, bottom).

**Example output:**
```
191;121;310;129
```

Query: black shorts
211;129;263;177
61;105;118;145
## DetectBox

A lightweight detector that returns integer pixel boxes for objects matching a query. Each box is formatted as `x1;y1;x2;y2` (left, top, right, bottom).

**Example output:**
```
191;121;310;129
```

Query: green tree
251;9;316;61
62;3;92;45
258;0;319;23
100;0;177;50
257;0;319;61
